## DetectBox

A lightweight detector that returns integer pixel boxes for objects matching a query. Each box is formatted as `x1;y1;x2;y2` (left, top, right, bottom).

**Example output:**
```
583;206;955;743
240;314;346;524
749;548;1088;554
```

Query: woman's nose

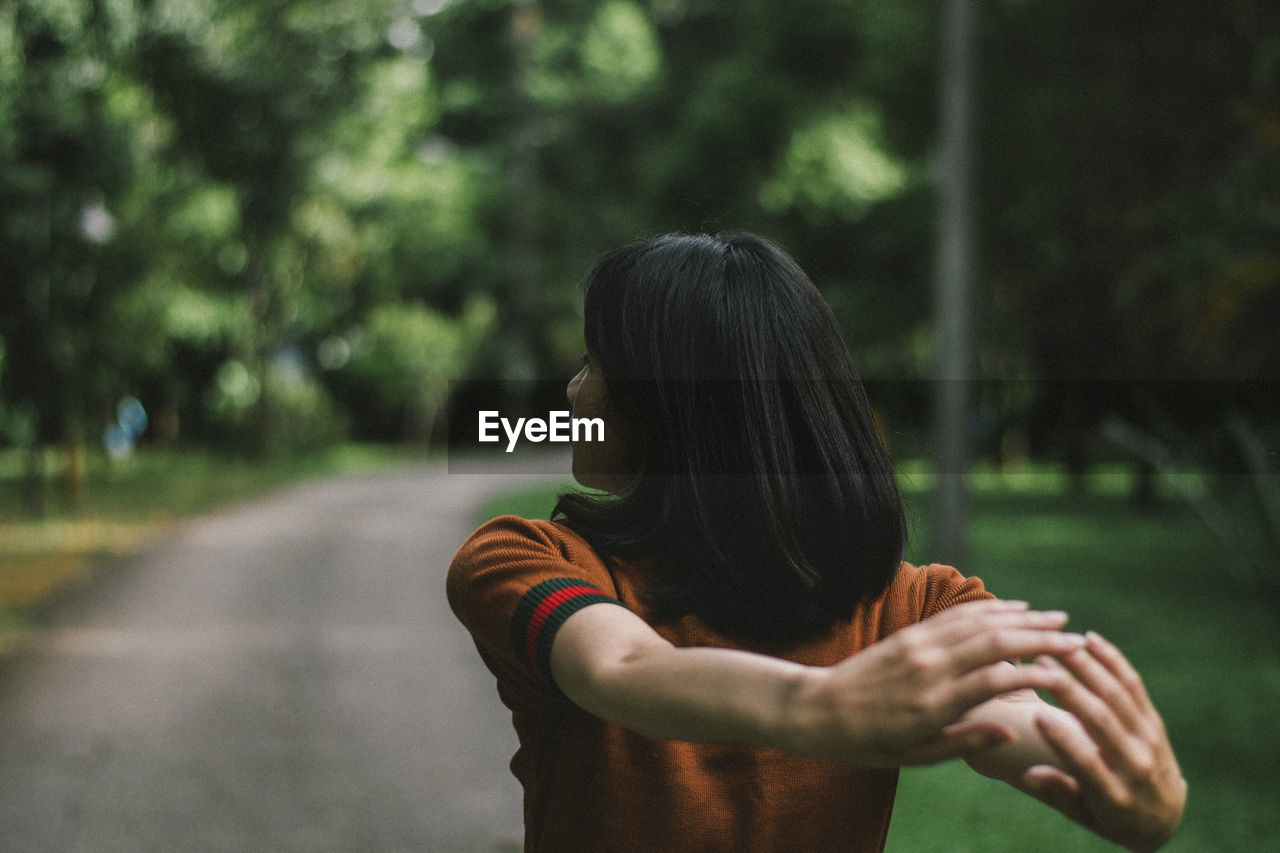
566;368;585;405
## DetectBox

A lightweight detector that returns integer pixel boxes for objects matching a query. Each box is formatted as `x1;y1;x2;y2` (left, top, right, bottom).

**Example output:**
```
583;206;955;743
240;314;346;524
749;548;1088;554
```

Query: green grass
0;443;422;645
0;443;419;522
473;469;1280;852
892;487;1280;852
476;479;577;522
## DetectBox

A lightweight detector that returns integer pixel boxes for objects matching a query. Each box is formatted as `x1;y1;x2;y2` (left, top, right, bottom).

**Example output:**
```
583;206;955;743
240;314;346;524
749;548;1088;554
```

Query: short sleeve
447;515;629;707
913;562;995;620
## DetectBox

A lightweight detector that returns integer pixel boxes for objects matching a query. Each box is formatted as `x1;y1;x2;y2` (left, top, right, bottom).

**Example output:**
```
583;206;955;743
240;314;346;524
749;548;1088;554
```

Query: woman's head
556;232;906;644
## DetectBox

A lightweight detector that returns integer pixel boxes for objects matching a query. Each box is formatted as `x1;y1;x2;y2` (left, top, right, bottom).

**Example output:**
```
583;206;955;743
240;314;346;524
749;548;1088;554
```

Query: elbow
552;638;672;731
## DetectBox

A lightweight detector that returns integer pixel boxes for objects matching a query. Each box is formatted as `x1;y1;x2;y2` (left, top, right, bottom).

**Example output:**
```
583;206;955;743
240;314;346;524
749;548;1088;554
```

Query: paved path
0;454;571;852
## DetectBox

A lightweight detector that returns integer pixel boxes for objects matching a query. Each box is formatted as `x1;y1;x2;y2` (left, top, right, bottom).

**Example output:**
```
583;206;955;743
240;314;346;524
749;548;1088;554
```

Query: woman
448;232;1185;852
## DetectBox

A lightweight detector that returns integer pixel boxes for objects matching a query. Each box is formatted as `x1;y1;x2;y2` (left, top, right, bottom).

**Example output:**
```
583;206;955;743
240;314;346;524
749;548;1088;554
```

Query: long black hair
553;232;906;645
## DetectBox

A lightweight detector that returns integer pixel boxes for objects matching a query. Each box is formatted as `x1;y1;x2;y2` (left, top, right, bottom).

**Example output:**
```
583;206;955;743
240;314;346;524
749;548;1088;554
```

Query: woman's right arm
550;597;1085;766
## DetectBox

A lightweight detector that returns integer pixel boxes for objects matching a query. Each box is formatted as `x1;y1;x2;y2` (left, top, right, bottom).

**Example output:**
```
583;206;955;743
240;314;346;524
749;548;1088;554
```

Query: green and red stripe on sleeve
511;577;626;682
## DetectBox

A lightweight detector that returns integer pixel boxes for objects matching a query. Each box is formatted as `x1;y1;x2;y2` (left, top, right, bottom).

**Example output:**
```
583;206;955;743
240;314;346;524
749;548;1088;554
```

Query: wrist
774;665;834;757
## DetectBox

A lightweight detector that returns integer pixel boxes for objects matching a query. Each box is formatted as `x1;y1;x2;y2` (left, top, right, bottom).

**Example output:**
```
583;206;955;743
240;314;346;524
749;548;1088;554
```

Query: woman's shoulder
448;515;616;599
876;560;995;626
446;515;628;704
455;514;588;559
458;512;578;545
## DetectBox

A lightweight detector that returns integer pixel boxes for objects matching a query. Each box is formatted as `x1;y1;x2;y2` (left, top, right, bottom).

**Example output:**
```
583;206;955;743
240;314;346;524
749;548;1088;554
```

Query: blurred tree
424;0;932;375
0;0;143;506
128;0;401;455
932;0;977;565
974;1;1280;483
340;298;494;441
0;0;500;476
2;0;1273;510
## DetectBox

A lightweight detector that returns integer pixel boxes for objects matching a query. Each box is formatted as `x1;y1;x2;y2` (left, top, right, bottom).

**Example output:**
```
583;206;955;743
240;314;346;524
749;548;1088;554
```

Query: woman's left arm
962;632;1187;853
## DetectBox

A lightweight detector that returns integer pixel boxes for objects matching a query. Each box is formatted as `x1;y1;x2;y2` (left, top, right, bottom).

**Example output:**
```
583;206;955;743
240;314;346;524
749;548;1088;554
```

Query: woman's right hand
789;598;1083;765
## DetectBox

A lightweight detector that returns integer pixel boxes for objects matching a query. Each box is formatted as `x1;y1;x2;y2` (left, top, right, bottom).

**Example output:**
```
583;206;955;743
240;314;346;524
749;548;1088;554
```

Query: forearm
557;637;816;749
550;601;1086;766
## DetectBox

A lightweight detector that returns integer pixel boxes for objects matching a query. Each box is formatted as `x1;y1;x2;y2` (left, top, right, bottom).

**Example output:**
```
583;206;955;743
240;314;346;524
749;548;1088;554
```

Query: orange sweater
447;515;994;852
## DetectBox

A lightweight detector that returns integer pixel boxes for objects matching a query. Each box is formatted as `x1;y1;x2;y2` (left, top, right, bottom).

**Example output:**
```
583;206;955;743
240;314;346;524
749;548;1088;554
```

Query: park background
1;0;1277;850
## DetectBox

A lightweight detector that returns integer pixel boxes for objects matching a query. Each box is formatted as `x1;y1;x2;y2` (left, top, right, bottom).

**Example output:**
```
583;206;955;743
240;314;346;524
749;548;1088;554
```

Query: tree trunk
932;0;977;563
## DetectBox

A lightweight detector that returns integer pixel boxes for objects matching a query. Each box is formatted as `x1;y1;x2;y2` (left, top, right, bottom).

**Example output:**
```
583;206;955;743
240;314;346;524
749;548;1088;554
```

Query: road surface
0;455;571;852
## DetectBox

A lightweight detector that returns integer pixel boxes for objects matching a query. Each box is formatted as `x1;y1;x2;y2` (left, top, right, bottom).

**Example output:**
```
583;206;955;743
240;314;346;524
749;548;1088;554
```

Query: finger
945;624;1086;675
1034;659;1156;807
1085;631;1158;717
1034;703;1128;805
1036;655;1125;752
915;600;1035;636
1056;642;1147;738
1041;651;1162;779
898;720;1013;766
922;599;1052;634
1022;764;1084;822
923;598;1031;624
888;604;1077;676
915;606;1077;663
934;659;1077;722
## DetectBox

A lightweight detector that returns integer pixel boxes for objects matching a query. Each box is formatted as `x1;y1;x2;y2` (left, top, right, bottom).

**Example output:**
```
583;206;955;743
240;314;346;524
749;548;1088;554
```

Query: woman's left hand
1024;632;1187;852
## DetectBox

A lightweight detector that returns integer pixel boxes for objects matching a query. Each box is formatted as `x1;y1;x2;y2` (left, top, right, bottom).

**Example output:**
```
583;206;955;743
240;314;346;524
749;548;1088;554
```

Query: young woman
448;232;1185;852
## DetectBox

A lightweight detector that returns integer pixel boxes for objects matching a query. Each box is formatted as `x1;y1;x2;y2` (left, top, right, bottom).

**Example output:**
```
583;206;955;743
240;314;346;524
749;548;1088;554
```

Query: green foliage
578;0;662;100
759;106;910;221
111;280;251;367
205;359;260;422
0;0;506;462
340;298;496;441
972;1;1280;470
0;0;1273;491
256;360;348;457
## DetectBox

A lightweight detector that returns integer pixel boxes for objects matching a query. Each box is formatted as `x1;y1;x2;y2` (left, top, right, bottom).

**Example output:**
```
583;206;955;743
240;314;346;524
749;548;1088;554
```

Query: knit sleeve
914;562;995;620
447;515;629;706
